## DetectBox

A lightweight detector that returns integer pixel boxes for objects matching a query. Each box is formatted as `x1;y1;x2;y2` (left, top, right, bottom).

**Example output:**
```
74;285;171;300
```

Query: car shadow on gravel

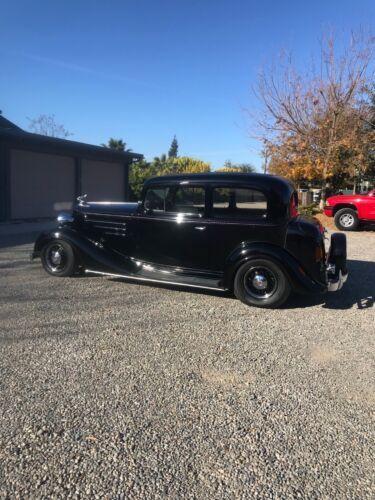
109;259;374;310
285;259;374;310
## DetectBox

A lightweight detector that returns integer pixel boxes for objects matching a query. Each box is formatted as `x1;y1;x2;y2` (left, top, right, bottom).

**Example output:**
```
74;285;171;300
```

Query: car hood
327;194;369;203
75;201;140;216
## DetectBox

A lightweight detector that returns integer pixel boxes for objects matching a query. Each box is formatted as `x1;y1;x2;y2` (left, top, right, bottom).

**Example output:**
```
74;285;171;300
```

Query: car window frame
208;184;270;223
143;186;169;213
142;184;208;219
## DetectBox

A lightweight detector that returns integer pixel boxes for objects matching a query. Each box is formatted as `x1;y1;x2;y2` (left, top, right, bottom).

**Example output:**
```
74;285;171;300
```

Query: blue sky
0;0;374;170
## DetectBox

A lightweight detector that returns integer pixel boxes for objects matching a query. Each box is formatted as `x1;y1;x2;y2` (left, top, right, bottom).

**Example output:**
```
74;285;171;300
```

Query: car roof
144;172;295;199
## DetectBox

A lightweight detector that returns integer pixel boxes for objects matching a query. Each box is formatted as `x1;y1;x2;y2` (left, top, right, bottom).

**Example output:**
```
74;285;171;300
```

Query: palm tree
101;138;132;152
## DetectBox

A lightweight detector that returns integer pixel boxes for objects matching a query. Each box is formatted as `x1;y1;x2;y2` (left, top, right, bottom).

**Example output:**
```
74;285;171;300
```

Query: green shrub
298;203;322;217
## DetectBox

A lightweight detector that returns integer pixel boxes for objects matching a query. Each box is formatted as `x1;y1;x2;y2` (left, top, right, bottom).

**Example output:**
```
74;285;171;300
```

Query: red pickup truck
324;190;375;230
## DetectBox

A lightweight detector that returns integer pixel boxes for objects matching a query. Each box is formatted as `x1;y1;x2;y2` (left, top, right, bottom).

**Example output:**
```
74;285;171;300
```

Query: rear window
212;187;267;220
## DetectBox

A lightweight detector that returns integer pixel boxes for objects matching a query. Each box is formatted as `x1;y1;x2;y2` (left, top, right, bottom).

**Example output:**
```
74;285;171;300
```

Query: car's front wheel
41;240;77;277
234;259;291;309
334;208;359;231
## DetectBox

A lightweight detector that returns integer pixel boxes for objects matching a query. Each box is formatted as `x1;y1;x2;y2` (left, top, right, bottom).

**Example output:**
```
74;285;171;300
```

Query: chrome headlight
57;212;74;224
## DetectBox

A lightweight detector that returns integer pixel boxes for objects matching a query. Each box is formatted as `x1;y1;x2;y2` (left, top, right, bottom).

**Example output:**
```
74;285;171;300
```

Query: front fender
33;228;84;257
32;227;133;275
223;242;327;294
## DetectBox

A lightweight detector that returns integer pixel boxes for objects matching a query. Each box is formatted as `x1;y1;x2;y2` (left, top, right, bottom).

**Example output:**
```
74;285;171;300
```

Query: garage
0;115;142;221
81;159;124;201
10;150;75;219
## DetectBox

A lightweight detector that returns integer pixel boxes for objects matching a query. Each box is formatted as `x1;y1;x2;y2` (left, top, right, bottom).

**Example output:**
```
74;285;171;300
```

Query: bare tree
251;30;374;198
27;114;73;138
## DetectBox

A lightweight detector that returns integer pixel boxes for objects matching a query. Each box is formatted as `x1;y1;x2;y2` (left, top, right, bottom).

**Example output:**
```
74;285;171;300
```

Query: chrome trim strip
82;211;279;227
93;225;126;231
85;269;226;291
89;220;127;226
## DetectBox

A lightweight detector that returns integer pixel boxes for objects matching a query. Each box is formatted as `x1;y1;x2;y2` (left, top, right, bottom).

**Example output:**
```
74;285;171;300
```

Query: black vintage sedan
32;173;348;308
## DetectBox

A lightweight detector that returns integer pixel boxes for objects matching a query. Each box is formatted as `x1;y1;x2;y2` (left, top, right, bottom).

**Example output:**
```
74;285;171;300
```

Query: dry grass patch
309;345;338;364
201;368;254;388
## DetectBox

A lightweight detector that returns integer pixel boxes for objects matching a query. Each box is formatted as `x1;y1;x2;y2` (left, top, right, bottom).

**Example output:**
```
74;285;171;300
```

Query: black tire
234;258;291;309
334;208;359;231
41;240;77;277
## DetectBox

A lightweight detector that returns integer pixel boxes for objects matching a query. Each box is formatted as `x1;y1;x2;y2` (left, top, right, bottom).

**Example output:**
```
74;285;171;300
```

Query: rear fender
224;242;326;294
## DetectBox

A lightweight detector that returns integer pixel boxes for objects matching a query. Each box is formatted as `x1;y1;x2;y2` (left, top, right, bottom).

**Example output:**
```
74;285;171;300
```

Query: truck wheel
41;240;77;277
234;259;291;309
334;208;359;231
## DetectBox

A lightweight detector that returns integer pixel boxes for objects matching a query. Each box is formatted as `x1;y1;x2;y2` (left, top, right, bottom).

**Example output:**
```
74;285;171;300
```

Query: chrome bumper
326;233;348;292
327;267;348;292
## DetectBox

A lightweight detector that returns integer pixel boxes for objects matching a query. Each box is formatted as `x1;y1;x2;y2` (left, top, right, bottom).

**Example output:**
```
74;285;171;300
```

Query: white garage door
81;159;124;201
10;150;75;219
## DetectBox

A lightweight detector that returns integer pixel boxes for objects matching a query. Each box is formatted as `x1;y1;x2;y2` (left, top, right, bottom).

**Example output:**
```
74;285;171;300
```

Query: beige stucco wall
10;150;75;219
81;159;124;201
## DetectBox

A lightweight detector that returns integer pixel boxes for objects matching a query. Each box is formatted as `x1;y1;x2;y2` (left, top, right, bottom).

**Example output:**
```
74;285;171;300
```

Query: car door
134;184;210;269
207;184;285;270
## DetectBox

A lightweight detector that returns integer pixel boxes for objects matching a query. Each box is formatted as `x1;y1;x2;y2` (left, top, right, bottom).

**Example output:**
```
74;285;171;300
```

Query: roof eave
0;128;143;162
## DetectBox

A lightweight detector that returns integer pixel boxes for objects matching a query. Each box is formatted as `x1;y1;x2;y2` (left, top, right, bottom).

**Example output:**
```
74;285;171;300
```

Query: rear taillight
290;194;299;217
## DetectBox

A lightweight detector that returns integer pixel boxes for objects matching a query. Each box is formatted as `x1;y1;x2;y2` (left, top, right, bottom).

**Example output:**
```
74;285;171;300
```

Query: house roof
0;115;143;163
0;116;23;132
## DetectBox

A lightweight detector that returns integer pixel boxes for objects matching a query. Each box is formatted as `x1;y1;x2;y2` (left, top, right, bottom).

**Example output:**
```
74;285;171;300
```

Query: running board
85;269;226;292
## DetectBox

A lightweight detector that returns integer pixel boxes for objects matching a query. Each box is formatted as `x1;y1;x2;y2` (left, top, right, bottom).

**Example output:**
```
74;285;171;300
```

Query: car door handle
194;226;206;231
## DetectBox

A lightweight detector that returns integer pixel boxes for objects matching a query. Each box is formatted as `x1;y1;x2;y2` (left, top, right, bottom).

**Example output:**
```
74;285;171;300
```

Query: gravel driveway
0;229;374;498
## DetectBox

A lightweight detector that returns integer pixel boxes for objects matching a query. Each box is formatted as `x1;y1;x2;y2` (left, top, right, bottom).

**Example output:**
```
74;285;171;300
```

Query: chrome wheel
339;213;355;228
243;267;278;300
234;259;290;308
42;240;77;277
45;244;67;273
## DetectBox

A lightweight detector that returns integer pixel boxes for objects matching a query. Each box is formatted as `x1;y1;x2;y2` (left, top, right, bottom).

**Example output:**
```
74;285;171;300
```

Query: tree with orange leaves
252;31;374;197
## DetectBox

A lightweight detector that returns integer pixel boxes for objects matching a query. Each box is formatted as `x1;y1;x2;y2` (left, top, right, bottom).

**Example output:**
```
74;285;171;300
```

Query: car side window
212;187;267;220
144;187;168;212
166;186;205;215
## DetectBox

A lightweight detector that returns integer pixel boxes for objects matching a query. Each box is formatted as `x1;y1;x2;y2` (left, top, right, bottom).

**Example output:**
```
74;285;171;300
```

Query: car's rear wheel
41;240;77;277
234;258;291;308
334;208;359;231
